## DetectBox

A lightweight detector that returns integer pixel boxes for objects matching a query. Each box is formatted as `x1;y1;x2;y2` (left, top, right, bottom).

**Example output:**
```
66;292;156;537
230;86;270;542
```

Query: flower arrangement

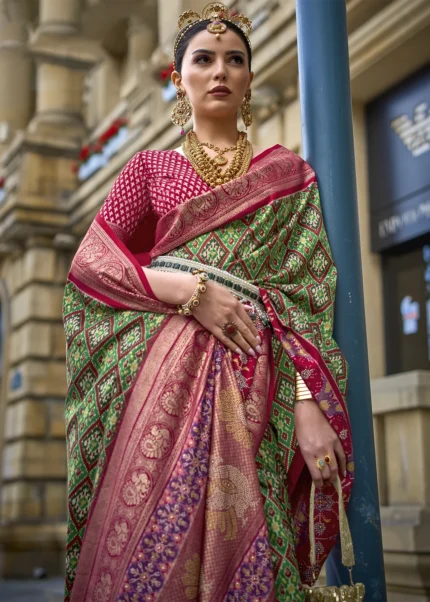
159;62;174;88
0;176;5;203
73;117;128;174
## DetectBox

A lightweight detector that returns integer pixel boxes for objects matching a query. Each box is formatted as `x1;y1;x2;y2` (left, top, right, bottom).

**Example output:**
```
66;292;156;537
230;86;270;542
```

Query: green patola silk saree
63;145;353;602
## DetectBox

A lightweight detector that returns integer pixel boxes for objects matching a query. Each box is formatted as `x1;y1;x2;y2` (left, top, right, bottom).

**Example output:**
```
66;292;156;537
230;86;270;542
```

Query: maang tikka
171;88;193;135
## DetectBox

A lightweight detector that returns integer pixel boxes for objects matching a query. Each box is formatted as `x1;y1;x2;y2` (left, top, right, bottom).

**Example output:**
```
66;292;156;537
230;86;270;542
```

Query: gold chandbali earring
241;88;253;129
171;88;192;135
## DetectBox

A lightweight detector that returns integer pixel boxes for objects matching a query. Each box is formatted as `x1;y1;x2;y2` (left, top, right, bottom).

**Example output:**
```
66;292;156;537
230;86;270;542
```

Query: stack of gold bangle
295;372;313;402
177;270;208;316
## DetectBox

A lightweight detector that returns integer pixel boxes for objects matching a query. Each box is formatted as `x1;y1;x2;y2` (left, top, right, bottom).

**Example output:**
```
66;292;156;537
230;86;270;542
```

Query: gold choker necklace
182;130;253;188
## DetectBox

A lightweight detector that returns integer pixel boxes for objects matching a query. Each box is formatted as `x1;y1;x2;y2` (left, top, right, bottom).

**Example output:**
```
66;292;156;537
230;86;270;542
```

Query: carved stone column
28;61;86;141
38;0;80;35
0;0;100;579
157;0;203;47
0;5;33;152
121;15;157;100
27;0;103;144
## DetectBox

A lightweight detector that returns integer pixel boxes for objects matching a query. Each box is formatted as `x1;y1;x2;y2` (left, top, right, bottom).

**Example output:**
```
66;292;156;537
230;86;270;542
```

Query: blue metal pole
295;1;387;599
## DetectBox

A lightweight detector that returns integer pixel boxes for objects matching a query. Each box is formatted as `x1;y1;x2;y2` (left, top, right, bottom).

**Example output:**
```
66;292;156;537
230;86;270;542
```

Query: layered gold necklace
182;130;253;188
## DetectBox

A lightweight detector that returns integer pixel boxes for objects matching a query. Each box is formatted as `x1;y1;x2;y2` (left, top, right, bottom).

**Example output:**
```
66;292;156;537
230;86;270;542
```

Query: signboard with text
366;65;430;252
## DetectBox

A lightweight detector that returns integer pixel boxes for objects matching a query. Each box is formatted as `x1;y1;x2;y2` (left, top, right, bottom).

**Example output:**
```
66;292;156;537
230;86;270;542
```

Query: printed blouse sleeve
99;152;150;243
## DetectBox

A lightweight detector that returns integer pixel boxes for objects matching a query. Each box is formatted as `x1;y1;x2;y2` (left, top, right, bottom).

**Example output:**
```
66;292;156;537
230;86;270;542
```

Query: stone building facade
0;0;429;600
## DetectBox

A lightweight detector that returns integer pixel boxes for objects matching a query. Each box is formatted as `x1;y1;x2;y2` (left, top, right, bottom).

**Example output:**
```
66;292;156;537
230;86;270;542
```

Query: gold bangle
295;372;313;402
177;270;208;316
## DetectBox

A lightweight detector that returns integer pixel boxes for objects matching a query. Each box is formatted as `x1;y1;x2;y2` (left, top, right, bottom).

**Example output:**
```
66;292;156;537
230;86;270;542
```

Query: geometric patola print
284;250;306;281
228;259;252;282
65;536;81;584
66;415;79;456
86;316;114;354
326;349;348;395
197;233;229;267
298;203;322;235
308;241;332;283
307;281;332;315
69;477;94;531
117;318;144;358
64;310;84;345
95;365;122;415
75;362;98;400
79;420;104;471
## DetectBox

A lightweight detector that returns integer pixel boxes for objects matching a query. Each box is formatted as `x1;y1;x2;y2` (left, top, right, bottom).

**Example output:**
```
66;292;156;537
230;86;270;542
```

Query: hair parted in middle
173;19;253;75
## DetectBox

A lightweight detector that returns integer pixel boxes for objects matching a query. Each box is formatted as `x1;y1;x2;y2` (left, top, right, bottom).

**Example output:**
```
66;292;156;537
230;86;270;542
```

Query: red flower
100;124;117;143
79;145;90;161
75;117;129;173
159;62;174;85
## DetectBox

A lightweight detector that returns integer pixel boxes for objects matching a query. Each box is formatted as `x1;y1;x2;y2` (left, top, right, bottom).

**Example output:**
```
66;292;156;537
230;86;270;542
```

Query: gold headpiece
173;2;252;68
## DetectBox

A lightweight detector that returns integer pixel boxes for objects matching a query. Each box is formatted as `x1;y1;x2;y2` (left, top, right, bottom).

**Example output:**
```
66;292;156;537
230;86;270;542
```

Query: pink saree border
71;319;275;602
71;317;214;602
69;215;172;314
96;213;156;299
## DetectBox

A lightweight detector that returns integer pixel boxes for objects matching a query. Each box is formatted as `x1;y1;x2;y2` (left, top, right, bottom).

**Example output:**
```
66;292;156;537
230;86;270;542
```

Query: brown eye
195;55;211;64
230;55;244;64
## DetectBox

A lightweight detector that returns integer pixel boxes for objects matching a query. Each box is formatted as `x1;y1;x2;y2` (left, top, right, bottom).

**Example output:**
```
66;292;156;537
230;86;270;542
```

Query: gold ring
316;458;325;471
222;320;238;338
324;454;332;465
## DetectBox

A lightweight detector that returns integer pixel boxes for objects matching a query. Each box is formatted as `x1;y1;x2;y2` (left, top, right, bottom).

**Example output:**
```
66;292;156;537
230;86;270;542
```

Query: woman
63;3;353;601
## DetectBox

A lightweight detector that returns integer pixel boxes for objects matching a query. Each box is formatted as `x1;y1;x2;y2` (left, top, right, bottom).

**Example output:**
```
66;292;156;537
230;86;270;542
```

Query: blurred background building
0;0;428;600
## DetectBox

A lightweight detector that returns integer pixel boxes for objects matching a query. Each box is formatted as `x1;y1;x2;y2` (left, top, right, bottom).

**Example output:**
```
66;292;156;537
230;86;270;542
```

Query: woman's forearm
143;267;196;306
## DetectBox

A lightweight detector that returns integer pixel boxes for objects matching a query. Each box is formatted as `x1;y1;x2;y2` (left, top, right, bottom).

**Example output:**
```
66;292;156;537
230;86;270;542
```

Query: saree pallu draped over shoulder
63;146;353;602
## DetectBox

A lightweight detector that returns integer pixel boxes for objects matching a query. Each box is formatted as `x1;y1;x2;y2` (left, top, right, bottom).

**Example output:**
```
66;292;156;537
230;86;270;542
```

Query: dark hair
174;20;252;74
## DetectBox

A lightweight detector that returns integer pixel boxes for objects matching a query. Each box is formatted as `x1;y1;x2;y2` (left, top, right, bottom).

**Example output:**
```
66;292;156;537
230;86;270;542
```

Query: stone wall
0;0;429;597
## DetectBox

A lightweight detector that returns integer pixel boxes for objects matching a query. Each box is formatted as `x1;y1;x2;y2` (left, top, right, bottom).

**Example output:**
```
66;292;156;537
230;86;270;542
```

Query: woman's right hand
190;277;263;357
143;267;262;356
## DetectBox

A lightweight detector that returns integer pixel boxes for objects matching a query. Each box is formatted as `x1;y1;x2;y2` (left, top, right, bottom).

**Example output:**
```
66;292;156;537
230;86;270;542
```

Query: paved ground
0;578;63;602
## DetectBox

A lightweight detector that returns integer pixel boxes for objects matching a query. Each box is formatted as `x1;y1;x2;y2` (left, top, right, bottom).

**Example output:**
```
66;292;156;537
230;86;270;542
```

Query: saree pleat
63;146;353;602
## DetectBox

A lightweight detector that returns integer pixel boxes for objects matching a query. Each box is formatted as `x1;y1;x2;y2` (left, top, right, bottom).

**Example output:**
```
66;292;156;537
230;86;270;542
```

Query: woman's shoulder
127;149;187;175
252;143;304;163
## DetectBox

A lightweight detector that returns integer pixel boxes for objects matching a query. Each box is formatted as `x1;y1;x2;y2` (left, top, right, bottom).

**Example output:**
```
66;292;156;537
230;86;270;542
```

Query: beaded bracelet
177;269;209;316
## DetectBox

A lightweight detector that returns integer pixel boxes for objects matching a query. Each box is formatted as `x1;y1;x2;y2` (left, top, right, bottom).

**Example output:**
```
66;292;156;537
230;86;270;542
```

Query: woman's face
174;27;253;119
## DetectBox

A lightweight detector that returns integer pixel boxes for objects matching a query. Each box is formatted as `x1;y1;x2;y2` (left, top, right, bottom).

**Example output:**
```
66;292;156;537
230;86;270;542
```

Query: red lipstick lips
209;85;231;96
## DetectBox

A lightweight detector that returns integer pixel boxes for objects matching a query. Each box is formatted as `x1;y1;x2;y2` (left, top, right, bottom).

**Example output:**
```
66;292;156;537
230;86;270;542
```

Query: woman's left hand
294;399;346;489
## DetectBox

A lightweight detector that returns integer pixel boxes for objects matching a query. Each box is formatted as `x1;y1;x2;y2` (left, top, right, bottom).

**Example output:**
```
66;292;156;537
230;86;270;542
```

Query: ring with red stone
222;320;238;338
